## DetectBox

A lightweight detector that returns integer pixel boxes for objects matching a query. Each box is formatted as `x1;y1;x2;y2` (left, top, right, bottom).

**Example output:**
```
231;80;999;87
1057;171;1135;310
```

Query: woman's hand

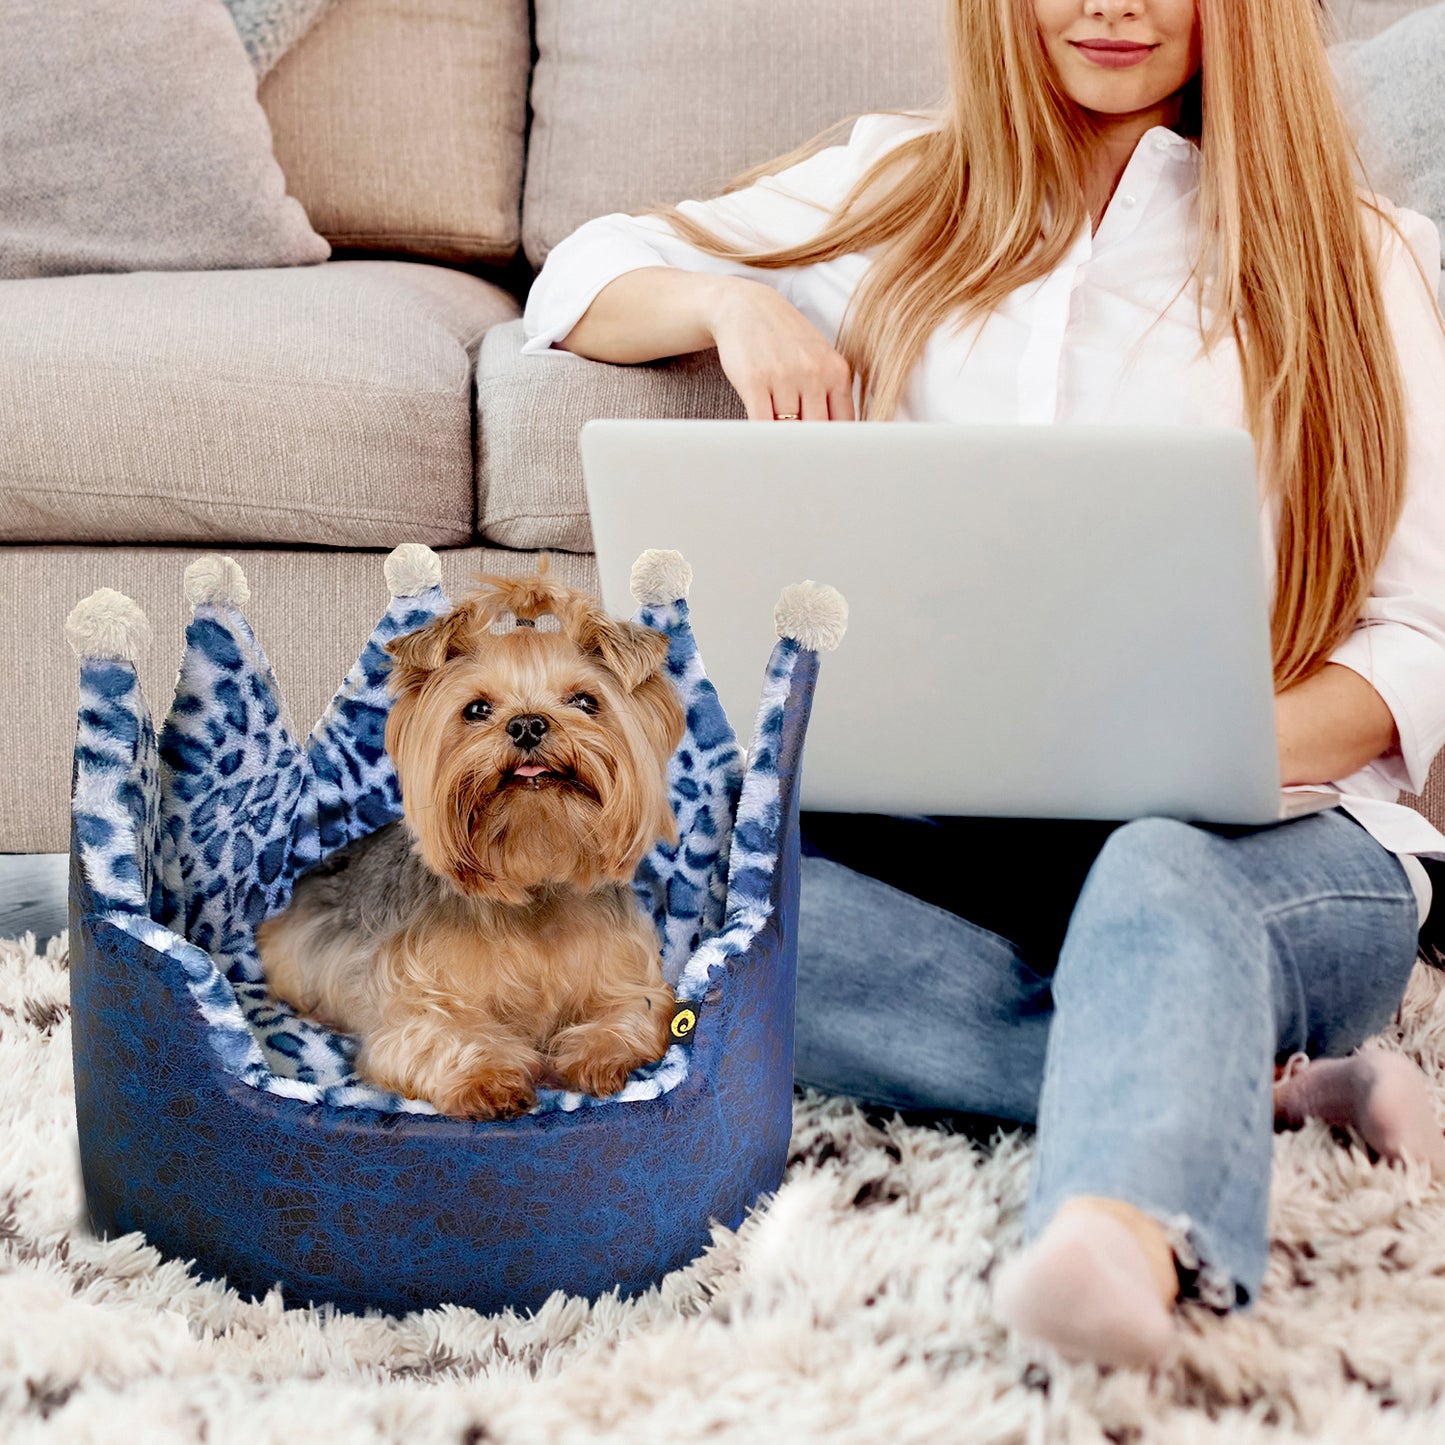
1275;663;1399;786
708;277;856;421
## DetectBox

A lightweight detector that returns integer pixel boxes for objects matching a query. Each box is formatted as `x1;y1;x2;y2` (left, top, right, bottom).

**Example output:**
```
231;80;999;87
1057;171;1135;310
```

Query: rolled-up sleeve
1328;204;1445;794
519;111;934;357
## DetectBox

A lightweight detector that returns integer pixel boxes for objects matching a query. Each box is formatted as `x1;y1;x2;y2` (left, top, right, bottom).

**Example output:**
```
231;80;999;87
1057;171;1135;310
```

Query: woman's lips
1070;39;1157;69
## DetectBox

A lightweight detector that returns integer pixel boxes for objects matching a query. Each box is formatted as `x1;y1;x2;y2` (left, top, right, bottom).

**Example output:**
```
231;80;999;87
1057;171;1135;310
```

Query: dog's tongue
513;764;549;778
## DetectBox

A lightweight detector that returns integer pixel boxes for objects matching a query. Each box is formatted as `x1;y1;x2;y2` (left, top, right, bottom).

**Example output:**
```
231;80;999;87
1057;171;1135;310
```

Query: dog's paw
435;1067;539;1121
551;1053;639;1100
549;1033;667;1099
546;992;674;1099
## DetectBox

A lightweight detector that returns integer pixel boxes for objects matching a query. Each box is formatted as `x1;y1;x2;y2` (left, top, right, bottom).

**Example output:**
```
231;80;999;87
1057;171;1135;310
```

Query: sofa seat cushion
476;318;744;552
1;260;518;548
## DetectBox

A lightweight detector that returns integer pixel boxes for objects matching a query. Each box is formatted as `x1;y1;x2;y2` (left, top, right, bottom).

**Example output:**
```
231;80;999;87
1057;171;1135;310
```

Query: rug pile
3;927;1445;1443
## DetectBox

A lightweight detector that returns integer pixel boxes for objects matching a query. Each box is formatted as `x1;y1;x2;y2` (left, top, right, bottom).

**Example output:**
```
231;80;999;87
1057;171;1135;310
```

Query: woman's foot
1273;1050;1445;1178
991;1196;1180;1369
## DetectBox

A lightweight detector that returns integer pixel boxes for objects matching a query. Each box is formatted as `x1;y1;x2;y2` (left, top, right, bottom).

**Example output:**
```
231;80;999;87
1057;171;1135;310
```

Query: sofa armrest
476;318;745;553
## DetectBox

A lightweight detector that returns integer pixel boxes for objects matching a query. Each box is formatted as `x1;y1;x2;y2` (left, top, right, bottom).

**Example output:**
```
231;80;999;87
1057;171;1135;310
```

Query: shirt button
1154;136;1172;153
1121;194;1137;208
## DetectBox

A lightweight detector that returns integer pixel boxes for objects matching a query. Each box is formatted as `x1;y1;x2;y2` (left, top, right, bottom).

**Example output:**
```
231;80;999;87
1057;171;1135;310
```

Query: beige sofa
2;0;1441;851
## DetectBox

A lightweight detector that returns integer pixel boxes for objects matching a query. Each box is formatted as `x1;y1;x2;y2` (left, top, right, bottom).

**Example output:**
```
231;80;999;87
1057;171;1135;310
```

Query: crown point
774;582;848;652
630;550;693;606
184;554;250;608
65;588;151;661
384;543;442;598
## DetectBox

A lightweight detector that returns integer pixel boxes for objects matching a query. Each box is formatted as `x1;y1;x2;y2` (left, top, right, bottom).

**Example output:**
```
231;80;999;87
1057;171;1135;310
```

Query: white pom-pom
629;549;693;606
65;589;151;662
774;582;848;652
183;554;250;608
384;543;442;598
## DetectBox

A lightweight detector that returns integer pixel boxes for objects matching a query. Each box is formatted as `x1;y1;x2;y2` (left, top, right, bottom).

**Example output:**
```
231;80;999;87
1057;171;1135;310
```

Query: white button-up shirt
522;112;1445;923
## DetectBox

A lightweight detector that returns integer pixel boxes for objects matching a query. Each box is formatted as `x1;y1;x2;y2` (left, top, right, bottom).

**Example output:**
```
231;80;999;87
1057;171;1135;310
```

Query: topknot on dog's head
382;557;562;685
462;553;574;631
383;555;672;697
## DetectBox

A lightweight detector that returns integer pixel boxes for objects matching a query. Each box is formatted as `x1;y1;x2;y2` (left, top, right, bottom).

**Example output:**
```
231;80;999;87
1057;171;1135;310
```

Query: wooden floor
0;855;69;947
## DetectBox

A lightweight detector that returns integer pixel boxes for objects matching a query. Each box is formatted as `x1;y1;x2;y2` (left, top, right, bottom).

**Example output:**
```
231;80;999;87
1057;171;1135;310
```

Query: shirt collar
1139;125;1201;169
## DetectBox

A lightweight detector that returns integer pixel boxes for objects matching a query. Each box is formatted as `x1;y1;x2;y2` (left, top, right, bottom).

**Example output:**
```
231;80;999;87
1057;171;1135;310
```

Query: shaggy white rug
5;929;1445;1444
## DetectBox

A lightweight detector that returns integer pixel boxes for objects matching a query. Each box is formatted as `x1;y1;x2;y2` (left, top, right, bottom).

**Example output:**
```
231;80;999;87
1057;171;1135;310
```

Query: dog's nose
506;714;549;751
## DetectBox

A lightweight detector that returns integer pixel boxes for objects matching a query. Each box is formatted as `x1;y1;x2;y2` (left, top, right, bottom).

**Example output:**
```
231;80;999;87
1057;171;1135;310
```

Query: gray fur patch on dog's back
288;819;443;939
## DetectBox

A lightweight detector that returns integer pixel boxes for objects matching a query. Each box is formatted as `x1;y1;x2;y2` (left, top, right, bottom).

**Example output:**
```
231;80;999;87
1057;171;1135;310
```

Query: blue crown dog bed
65;544;846;1315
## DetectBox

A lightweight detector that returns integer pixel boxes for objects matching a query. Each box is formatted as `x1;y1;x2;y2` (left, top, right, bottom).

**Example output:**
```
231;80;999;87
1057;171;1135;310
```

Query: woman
520;0;1445;1370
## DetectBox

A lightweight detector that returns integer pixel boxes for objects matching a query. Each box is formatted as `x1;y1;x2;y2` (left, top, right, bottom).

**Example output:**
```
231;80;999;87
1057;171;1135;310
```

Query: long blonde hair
635;0;1426;690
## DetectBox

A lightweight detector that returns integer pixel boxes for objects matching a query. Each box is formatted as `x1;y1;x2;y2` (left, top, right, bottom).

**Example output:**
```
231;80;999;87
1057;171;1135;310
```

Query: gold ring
774;412;801;420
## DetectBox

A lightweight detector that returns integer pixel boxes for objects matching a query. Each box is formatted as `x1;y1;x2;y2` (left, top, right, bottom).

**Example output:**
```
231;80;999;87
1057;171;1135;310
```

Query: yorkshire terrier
255;568;685;1119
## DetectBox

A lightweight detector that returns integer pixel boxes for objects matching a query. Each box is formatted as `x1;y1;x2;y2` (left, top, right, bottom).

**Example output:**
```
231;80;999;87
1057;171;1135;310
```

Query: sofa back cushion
225;0;338;76
258;0;530;264
523;0;949;270
1328;0;1438;41
1331;2;1445;310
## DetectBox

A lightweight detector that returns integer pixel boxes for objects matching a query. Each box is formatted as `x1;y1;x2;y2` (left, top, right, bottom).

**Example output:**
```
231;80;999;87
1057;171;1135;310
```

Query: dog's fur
255;568;686;1119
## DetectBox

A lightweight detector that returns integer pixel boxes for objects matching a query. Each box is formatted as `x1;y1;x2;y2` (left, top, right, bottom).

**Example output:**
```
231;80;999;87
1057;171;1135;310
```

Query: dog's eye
462;698;493;723
565;692;599;714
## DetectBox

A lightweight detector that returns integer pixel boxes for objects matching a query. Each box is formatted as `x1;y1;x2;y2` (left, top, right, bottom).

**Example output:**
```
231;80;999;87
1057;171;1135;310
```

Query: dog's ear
633;668;686;786
560;599;670;693
592;665;687;876
383;605;480;696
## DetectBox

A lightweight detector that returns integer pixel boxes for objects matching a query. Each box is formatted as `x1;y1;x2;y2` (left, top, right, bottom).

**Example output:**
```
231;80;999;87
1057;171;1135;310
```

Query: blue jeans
793;809;1421;1311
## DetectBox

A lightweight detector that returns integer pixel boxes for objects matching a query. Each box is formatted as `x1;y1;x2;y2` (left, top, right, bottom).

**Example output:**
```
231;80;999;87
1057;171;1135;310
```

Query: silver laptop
580;419;1338;826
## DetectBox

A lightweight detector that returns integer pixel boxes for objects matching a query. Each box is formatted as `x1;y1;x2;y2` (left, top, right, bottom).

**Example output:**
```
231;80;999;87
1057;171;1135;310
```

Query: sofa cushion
0;0;328;280
1331;2;1445;307
225;0;338;77
477;319;743;552
1327;0;1439;42
1;262;518;549
259;0;530;264
523;0;948;269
